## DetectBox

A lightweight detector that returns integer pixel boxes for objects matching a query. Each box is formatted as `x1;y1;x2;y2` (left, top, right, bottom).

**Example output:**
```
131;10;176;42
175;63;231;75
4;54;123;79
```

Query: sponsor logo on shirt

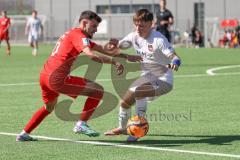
82;38;90;46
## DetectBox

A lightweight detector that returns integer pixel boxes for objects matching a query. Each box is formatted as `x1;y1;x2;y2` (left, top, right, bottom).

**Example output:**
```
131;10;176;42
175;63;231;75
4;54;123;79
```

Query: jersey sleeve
26;18;31;28
118;32;134;48
89;40;96;48
119;32;134;44
167;10;174;18
7;18;11;25
71;32;94;53
157;36;174;57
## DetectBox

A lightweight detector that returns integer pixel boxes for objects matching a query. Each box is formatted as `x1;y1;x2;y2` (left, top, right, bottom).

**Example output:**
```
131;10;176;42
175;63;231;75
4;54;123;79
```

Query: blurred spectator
191;26;203;48
218;30;229;48
230;30;238;48
236;21;240;46
191;25;197;44
155;0;174;43
219;29;239;48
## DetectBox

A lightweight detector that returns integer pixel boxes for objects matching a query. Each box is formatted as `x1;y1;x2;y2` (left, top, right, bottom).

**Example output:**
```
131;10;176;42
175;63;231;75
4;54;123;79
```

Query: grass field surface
0;45;240;159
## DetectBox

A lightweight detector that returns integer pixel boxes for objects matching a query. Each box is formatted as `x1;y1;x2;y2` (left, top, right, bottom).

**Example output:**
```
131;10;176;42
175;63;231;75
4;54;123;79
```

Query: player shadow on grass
82;134;240;147
31;134;240;147
144;134;240;146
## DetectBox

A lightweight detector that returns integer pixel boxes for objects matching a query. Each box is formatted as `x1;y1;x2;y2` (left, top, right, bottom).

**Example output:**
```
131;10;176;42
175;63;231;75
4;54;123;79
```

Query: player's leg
28;34;33;48
126;81;173;141
57;76;104;137
105;73;157;134
33;35;39;56
32;39;38;56
104;90;134;136
5;39;10;55
74;82;104;137
28;34;36;56
126;83;155;142
16;98;58;142
16;74;59;142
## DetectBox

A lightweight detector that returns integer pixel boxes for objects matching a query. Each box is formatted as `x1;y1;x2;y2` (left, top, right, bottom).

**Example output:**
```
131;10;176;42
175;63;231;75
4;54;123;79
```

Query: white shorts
28;33;39;43
129;72;173;99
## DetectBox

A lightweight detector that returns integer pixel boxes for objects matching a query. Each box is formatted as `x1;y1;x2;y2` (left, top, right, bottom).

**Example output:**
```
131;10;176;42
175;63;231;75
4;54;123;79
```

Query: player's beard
88;35;93;39
84;32;93;39
81;28;93;39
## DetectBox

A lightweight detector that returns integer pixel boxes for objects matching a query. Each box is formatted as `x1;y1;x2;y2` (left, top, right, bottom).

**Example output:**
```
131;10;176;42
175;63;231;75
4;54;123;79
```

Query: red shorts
0;31;9;40
40;72;87;104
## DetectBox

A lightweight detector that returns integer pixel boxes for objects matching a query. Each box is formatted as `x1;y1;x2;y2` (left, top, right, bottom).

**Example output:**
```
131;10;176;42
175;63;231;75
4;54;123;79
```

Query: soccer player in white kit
25;10;43;56
104;9;181;142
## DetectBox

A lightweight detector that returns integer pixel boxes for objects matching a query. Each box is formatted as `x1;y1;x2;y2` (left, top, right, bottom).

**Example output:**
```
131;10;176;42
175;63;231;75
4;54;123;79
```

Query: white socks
135;98;147;117
118;106;131;130
32;48;38;56
76;120;86;127
20;130;28;136
118;98;147;130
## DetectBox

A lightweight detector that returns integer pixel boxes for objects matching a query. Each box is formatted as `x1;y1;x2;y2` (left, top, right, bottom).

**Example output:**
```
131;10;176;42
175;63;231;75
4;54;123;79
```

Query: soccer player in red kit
16;10;124;141
0;10;11;55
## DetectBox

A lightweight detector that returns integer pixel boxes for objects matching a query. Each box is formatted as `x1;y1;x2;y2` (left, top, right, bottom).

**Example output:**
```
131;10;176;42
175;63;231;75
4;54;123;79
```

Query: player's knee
163;84;173;94
96;83;104;92
90;83;104;99
45;104;55;113
45;99;57;112
120;100;132;108
95;84;104;98
155;84;173;97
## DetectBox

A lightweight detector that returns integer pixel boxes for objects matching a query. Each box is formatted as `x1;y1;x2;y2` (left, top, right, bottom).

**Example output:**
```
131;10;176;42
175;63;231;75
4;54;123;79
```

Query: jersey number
51;33;67;56
51;41;61;56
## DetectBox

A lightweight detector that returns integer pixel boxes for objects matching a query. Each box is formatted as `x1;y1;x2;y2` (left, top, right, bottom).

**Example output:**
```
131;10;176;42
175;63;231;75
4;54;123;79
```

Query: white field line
0;132;240;159
1;71;240;87
206;65;240;76
0;82;38;87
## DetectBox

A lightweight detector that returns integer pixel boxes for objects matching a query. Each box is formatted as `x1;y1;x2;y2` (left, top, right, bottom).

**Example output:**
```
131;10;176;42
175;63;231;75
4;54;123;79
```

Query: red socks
24;106;50;134
23;90;103;133
80;91;103;121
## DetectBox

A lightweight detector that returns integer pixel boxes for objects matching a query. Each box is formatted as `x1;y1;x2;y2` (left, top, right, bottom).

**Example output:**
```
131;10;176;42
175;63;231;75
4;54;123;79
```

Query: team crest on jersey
82;38;90;46
148;44;153;52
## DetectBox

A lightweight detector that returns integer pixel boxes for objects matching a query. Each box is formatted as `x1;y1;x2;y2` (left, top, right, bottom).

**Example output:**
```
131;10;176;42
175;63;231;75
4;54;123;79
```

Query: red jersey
42;28;95;77
0;17;10;32
0;17;10;40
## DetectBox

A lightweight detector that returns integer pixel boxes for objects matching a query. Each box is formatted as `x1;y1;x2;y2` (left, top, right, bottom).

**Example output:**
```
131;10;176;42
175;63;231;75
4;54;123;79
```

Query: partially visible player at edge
104;9;181;142
0;10;11;55
25;10;43;56
16;10;125;141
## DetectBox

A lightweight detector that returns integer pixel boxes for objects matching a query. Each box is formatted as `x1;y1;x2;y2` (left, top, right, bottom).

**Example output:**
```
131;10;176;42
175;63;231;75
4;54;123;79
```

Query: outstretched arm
40;23;44;35
25;20;30;35
106;39;142;62
92;43;120;56
83;47;124;75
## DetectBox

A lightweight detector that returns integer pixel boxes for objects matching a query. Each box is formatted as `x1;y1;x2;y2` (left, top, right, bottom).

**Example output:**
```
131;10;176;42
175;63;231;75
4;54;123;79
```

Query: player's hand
105;38;119;50
160;20;167;25
104;39;120;55
114;61;124;75
109;38;119;47
127;55;142;62
166;64;179;71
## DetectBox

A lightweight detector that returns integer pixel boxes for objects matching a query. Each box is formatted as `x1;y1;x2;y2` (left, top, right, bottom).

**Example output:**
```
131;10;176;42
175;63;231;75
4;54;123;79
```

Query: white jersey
26;17;42;35
119;29;174;85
